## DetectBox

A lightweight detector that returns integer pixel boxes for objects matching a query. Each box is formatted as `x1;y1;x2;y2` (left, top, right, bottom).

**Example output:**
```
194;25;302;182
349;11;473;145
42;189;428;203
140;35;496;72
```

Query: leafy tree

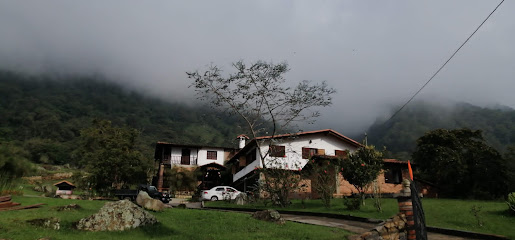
187;60;336;166
75;120;151;194
187;60;335;207
303;156;340;208
0;142;33;180
501;145;515;194
412;128;507;199
164;166;201;192
339;146;383;204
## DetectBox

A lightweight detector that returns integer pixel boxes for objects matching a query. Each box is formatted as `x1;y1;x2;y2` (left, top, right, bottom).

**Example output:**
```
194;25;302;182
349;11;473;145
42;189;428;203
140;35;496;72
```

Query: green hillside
0;70;244;166
367;101;515;159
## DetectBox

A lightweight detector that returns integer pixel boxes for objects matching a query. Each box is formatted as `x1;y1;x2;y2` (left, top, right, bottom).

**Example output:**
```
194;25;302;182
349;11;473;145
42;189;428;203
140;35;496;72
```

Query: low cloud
1;1;514;135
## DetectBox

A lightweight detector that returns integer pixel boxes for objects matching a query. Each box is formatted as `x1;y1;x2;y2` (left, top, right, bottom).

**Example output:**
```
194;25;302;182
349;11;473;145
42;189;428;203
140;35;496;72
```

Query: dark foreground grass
207;198;515;239
0;196;350;240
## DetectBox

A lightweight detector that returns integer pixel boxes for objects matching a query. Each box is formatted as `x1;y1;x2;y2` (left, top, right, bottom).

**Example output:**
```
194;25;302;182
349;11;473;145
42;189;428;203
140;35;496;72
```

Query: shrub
507;192;515;214
343;197;361;210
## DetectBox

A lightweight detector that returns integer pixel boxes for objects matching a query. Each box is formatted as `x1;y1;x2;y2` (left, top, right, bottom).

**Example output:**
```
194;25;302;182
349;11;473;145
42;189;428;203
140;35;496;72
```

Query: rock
27;217;60;230
251;209;285;224
135;191;165;211
55;204;81;211
136;191;151;206
76;200;157;231
233;193;247;205
143;198;165;212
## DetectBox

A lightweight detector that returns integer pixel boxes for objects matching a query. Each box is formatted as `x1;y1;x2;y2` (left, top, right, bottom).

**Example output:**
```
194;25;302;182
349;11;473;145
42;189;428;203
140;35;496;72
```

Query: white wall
197;148;225;166
233;133;359;182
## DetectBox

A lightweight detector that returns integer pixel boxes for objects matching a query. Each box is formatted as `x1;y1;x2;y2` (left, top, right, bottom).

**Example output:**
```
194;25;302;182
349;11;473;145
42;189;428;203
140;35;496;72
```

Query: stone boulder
76;200;157;231
232;193;247;205
136;191;151;206
136;191;165;212
251;209;285;225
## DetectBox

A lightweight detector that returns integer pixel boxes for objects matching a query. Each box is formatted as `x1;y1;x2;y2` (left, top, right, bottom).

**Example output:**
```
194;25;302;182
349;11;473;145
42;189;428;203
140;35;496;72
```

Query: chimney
237;134;249;149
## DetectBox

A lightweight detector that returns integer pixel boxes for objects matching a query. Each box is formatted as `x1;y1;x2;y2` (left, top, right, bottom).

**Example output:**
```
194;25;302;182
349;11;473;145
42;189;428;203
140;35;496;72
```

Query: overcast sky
1;1;513;136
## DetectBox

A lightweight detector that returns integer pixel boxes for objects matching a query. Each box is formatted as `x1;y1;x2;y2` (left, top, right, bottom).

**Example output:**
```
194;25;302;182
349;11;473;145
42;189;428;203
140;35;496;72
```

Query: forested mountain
0;70;244;165
367;101;515;159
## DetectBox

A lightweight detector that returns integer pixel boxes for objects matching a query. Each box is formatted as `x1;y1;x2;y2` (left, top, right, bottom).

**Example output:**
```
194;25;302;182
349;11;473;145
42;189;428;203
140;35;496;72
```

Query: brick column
397;179;416;240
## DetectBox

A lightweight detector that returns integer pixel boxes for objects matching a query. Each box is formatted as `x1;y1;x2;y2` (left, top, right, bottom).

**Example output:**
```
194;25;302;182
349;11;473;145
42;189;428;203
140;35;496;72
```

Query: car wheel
210;196;218;201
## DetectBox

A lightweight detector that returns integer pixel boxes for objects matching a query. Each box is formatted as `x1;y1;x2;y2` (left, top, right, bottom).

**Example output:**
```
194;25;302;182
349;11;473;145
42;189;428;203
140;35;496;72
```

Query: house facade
228;129;412;197
153;142;238;191
228;129;362;191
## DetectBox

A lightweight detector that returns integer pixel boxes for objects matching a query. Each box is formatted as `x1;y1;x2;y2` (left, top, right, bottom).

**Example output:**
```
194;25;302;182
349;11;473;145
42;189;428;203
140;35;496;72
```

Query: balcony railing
169;156;197;166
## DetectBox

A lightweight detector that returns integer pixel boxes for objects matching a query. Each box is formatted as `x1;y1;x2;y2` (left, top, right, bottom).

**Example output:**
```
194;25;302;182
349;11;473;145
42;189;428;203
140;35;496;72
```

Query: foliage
507;192;515;214
339;145;383;204
164;166;201;192
258;167;304;208
502;146;515;194
0;142;33;180
412;128;508;199
0;70;245;168
343;197;361;210
303;156;340;208
368;101;515;159
75;120;151;194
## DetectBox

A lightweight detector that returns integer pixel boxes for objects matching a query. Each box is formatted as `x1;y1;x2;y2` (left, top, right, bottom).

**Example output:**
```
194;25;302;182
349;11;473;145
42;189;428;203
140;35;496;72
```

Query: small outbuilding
54;180;76;196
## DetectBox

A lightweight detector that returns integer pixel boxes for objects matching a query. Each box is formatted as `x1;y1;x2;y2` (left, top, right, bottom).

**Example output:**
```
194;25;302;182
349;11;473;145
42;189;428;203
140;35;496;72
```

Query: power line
384;0;504;125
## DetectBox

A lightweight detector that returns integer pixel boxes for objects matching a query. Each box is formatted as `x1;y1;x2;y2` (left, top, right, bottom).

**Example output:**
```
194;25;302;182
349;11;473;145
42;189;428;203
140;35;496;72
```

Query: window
335;150;347;158
215;187;225;192
226;188;236;193
207;151;217;160
269;145;285;157
384;168;403;184
302;147;318;159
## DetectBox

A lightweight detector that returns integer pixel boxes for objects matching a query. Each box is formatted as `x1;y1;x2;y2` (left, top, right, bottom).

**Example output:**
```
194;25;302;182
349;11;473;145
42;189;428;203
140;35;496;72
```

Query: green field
0;196;350;240
207;198;515;239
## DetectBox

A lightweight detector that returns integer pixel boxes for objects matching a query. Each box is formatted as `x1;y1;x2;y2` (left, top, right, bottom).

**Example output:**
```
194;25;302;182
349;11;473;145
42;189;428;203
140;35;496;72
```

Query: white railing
170;156;197;165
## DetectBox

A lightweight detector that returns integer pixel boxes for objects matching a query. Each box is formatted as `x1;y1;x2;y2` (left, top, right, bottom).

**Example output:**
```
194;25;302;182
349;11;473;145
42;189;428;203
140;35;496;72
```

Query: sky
0;1;514;136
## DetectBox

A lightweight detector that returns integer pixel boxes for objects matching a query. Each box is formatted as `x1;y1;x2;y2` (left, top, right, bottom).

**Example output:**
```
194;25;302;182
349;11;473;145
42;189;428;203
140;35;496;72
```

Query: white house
228;129;362;188
154;142;236;167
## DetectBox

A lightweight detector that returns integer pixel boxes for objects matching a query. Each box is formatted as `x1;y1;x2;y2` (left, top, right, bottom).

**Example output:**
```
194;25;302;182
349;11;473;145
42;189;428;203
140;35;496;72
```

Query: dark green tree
412;128;507;199
0;142;33;180
339;146;383;204
76;120;151;194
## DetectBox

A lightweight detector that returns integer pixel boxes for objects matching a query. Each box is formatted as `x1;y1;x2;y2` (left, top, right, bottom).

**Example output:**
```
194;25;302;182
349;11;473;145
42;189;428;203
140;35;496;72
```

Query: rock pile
76;200;157;231
251;209;285;225
349;213;408;240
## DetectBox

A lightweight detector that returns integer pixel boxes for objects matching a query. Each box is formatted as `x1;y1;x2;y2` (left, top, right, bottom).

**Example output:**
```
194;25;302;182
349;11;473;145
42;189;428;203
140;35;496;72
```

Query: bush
507;192;515;214
343;197;361;210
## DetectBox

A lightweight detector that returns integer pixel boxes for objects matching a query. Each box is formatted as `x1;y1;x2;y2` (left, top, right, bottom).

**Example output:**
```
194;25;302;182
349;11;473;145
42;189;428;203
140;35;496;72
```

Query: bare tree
187;60;336;167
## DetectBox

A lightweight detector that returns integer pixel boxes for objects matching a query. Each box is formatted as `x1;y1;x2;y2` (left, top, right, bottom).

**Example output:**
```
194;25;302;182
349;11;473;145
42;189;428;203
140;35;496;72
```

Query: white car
201;186;241;201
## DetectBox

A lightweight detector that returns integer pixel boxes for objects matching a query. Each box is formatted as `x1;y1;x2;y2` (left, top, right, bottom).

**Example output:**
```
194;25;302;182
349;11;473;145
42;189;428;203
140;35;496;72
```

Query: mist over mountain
0;71;248;165
367;101;515;160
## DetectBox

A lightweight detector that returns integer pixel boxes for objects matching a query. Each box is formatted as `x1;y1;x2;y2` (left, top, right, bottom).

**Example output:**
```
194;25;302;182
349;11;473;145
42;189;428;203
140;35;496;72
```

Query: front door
181;149;191;165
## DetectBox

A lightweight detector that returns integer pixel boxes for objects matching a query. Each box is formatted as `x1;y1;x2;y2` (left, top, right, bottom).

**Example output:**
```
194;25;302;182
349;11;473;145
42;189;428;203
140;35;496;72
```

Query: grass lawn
0;196;351;240
206;198;515;239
